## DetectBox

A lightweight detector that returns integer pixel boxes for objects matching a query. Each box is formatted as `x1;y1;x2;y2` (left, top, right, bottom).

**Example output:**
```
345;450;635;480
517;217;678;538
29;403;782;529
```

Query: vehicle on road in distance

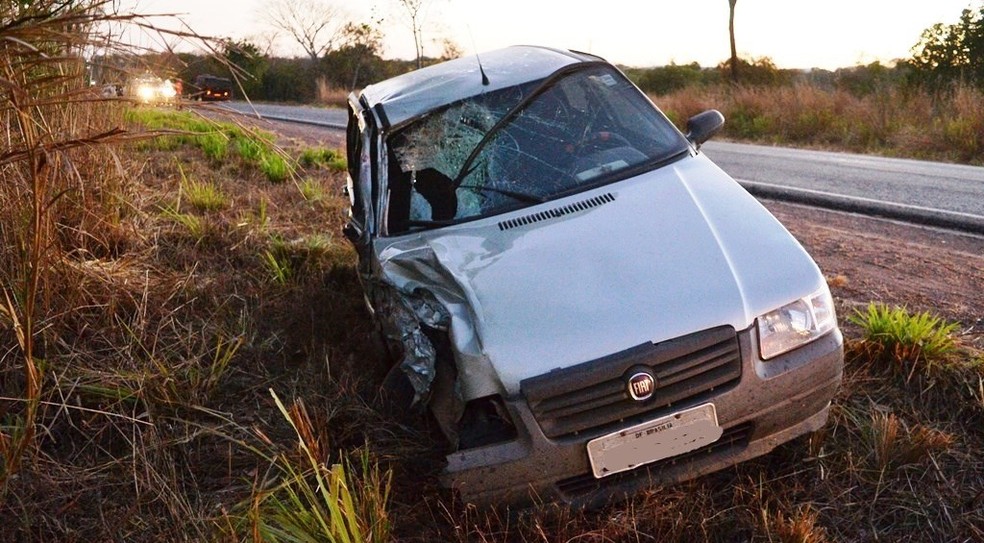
343;46;844;507
127;74;177;105
192;74;232;101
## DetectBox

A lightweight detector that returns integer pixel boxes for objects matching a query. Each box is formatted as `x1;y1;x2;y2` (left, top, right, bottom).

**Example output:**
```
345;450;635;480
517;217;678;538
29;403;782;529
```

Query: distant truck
192;75;232;101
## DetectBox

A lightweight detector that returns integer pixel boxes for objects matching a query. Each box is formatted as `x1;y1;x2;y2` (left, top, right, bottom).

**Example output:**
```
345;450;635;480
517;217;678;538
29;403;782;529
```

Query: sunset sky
121;0;978;69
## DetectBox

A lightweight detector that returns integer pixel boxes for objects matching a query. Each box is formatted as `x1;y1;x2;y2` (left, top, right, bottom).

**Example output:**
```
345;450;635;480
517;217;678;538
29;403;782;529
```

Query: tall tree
728;0;738;83
394;0;430;69
224;39;268;98
338;21;384;90
266;0;347;61
910;5;984;88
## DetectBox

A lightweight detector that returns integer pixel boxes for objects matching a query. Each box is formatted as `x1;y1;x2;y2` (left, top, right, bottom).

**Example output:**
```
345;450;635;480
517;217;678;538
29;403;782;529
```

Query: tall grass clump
236;135;265;162
247;391;392;543
865;411;954;472
179;166;229;211
0;0;133;488
298;178;326;202
0;4;276;539
261;152;294;183
299;147;346;172
849;303;959;377
198;132;229;162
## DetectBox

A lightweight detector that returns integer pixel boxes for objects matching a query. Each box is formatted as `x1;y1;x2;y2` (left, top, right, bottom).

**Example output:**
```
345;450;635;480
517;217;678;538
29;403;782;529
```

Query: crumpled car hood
381;154;825;396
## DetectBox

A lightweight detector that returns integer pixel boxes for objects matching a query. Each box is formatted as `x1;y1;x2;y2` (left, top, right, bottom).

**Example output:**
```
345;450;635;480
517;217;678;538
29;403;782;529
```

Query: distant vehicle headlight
159;81;176;98
137;84;156;102
757;287;836;360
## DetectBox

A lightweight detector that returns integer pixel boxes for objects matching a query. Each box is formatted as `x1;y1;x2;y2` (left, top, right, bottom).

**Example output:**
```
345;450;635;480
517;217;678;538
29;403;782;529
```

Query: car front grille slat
658;342;737;382
521;326;741;439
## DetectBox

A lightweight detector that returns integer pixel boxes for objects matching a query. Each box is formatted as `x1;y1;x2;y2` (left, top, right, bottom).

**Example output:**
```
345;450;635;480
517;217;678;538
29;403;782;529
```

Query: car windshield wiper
451;66;586;189
458;184;546;204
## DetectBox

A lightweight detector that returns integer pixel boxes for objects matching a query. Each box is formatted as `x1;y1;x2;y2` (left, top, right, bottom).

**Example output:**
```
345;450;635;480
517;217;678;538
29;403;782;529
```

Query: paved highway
702;141;984;218
221;101;347;128
220;101;984;233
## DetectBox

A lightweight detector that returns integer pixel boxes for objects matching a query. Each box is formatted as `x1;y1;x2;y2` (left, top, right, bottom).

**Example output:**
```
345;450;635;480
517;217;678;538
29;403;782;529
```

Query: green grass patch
262;234;340;284
849;303;959;375
262;249;294;285
160;205;207;241
175;164;228;212
235;137;264;163
298;178;325;203
298;147;347;172
197;133;228;162
128;108;280;169
247;391;392;542
182;179;228;212
260;153;293;183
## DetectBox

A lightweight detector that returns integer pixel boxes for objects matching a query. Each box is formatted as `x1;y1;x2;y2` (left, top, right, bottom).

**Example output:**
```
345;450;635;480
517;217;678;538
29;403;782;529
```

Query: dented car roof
359;46;599;130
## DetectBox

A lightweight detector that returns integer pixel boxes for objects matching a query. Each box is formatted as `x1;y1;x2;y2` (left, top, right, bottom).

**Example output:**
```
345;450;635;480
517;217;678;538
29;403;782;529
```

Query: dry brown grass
0;3;395;540
4;4;984;540
654;83;984;164
315;77;350;108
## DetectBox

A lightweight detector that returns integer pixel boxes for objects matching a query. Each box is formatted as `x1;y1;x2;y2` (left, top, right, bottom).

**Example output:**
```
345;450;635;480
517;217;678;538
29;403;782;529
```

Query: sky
119;0;980;70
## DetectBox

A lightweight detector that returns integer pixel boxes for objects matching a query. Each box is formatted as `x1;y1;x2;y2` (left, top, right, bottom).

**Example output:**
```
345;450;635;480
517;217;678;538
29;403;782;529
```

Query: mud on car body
343;46;843;506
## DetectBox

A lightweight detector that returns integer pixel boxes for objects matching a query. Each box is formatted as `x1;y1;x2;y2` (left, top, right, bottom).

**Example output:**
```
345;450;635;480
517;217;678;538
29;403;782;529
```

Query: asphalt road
702;141;984;216
221;101;347;128
220;101;984;234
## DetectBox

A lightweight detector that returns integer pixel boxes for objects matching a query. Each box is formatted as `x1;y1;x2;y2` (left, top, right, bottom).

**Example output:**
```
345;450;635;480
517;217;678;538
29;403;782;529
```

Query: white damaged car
343;46;843;506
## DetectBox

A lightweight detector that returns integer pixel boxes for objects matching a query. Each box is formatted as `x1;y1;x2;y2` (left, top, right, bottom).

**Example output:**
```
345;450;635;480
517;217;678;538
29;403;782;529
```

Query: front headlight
757;287;837;360
159;81;176;98
137;84;156;102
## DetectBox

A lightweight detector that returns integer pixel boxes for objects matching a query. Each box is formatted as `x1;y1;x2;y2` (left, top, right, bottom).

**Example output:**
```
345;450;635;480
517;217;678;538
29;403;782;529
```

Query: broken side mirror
685;109;725;149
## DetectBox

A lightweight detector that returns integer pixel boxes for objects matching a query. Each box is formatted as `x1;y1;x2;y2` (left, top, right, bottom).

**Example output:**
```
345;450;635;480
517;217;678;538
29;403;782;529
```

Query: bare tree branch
394;0;430;69
265;0;347;61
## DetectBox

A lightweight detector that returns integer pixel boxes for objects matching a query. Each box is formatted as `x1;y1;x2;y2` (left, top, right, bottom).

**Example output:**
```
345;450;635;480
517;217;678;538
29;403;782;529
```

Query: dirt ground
228;112;984;348
766;201;984;348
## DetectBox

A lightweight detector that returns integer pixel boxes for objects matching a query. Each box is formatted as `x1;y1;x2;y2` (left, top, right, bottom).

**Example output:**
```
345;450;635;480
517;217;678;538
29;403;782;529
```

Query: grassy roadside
3;101;983;540
653;83;984;165
2;5;983;540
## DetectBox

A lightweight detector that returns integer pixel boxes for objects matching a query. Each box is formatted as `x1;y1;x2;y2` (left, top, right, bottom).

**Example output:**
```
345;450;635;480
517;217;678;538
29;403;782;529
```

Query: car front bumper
442;325;843;507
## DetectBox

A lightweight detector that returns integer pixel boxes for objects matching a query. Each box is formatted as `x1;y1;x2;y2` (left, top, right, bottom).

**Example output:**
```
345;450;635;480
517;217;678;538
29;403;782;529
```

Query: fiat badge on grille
627;371;656;401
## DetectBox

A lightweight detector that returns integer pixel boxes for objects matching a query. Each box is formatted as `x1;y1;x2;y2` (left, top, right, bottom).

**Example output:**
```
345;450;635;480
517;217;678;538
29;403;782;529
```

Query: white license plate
587;403;723;479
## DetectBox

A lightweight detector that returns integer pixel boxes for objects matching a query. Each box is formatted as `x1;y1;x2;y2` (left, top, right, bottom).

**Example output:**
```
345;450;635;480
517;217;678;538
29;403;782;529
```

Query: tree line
131;0;984;103
631;2;984;96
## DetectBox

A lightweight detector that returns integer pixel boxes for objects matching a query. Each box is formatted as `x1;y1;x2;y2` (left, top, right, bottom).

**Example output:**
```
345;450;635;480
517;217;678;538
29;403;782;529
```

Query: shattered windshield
386;64;687;232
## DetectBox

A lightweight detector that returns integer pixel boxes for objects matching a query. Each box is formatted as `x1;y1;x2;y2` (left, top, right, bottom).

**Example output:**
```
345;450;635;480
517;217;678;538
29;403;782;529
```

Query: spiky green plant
161;206;207;241
263;250;293;285
298;178;325;203
182;178;228;211
250;391;392;543
235;136;264;163
261;153;293;183
197;133;228;162
850;303;959;376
